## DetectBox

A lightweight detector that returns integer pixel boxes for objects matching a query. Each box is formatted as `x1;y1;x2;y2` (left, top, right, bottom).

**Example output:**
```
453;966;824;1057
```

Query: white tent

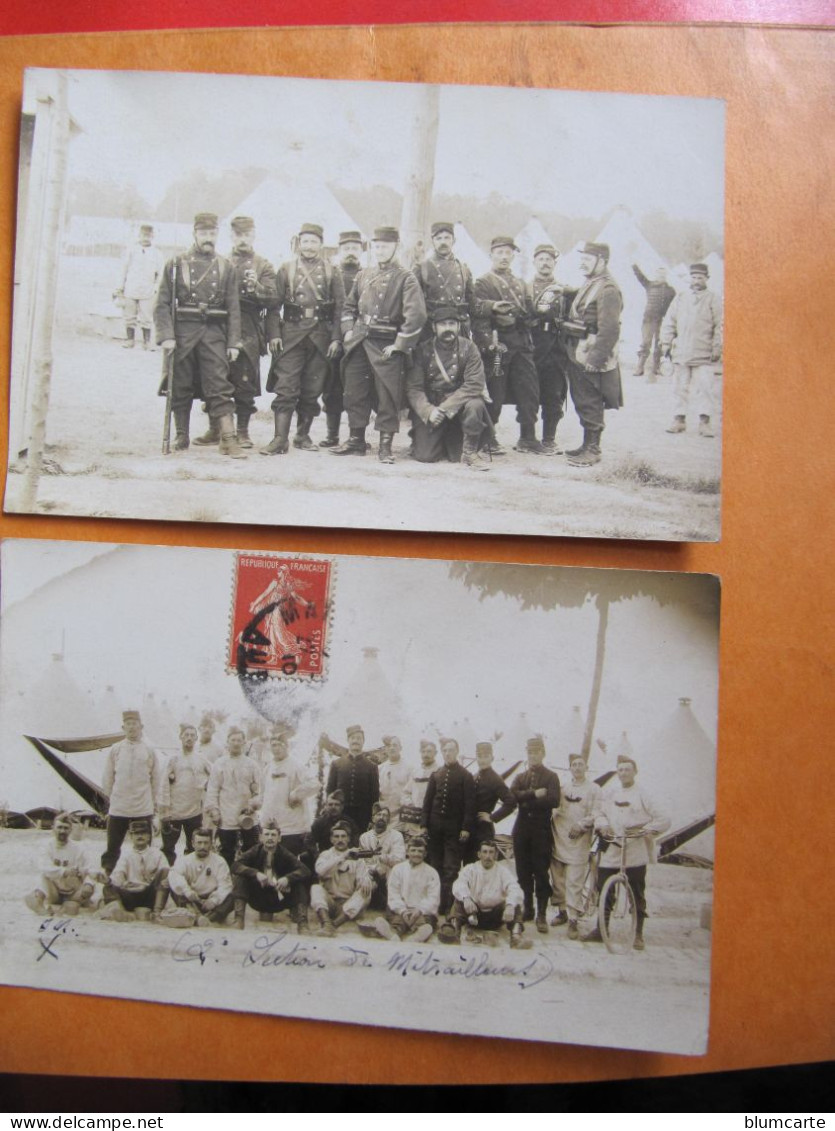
450;222;490;277
514;216;559;281
321;646;410;750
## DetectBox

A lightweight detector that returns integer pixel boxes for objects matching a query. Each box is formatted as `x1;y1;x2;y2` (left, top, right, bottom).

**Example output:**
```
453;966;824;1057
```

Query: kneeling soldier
232;820;311;932
25;811;96;916
164;826;235;927
444;839;530;948
99;819;168;922
311;820;373;936
372;835;440;943
407;306;494;470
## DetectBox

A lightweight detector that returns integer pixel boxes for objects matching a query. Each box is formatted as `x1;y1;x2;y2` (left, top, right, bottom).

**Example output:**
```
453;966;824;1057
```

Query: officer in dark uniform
406;306;493;469
466;740;517;861
325;725;380;833
472;236;542;455
530;244;569;455
261;222;345;456
155;212;245;458
422;738;476;914
320;231;365;450
511;735;560;932
413;221;482;341
193;216;279;450
335;226;426;464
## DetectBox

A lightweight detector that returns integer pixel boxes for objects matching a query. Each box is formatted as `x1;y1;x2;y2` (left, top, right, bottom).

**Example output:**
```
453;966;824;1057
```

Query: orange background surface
0;24;832;1085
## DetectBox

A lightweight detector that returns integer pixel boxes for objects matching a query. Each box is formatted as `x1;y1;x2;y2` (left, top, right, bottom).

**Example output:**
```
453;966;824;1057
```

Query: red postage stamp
228;553;333;680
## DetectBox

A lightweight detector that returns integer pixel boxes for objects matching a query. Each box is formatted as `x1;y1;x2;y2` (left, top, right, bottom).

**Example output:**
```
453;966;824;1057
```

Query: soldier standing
414;221;481;340
632;263;676;379
155;212;245;458
510;735;560;933
320;231;365;450
561;241;624;468
473;236;542;455
115;223;163;351
334;226;426;464
530;244;570;455
261;222;345;456
194;216;278;449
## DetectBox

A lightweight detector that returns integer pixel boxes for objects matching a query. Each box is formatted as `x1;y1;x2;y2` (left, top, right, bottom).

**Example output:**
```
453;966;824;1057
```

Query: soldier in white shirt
205;727;262;868
372;836;440;942
25;812;96;915
378;735;412;825
197;716;225;764
311;821;373;936
164;827;234;926
594;755;670;950
100;819;168;921
115;223;163;350
358;803;406;911
101;709;160;876
259;723;319;860
551;752;602;938
445;840;529;948
398;739;439;836
158;723;212;865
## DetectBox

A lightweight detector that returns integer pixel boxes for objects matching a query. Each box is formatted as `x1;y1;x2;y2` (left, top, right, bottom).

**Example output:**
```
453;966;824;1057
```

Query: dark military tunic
326;754;380;833
422;762;476;913
268;256;345;418
531;275;569;436
466;764;517;861
472;269;540;431
341;262;427;433
406;335;492;463
228;248;279;410
414;254;484;339
511;764;561;911
155;247;242;420
323;260;362;417
562;269;624;435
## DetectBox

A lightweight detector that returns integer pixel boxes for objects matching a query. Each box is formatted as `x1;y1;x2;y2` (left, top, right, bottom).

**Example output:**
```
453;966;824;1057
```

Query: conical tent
452;223;490;277
514;216;559;281
322;647;410;750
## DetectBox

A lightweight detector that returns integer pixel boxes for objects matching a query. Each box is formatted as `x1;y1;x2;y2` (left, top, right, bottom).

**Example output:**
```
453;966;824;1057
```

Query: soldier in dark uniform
193;216;278;450
406;306;493;470
325;725;380;833
561;241;624;467
632;263;676;379
530;244;570;455
511;735;560;932
413;221;482;340
422;738;476;915
466;740;516;861
261;222;345;456
320;231;365;450
155;212;245;458
473;236;542;455
306;791;360;856
335;226;426;464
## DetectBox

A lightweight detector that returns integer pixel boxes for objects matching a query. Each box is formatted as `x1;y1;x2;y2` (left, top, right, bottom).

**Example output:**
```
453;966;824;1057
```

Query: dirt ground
6;261;722;539
0;828;713;1055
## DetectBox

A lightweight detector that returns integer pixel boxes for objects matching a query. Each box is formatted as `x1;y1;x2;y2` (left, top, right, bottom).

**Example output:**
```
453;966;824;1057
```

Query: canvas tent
514;216;559;281
452;222;490;277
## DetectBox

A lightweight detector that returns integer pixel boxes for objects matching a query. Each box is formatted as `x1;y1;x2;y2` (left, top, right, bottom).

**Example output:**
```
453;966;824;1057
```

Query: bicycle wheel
598;874;637;954
576;859;599;930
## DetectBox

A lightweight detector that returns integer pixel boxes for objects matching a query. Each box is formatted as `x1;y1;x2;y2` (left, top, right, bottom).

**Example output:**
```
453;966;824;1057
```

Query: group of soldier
115;210;718;472
24;709;670;952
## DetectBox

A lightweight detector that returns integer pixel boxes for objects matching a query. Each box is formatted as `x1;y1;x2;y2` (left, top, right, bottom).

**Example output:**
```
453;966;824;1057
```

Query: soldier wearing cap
307;790;360;856
335;226;427;464
413;221;483;341
99;818;169;922
115;223;163;351
193;217;278;449
320;231;366;449
204;726;262;868
466;740;516;861
259;722;319;861
325;725;380;832
100;709;160;876
631;262;676;379
660;262;723;438
551;752;601;938
561;241;624;467
473;236;542;455
407;304;494;469
594;754;670;950
422;738;476;915
510;735;560;932
262;222;345;456
530;244;570;455
158;722;212;865
155;212;245;457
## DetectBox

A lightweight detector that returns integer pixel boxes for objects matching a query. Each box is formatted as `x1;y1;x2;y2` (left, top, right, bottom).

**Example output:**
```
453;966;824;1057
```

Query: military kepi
431;221;455;237
431;304;462;324
339;230;364;246
491;235;519;252
230;215;255;233
534;244;557;259
122;709;141;723
299;222;324;240
689;262;709;276
373;226;399;243
193;212;219;229
580;240;610;260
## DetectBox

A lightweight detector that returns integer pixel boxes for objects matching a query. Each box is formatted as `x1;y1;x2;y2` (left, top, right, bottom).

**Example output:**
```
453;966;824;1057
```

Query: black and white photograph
0;540;719;1054
7;69;724;541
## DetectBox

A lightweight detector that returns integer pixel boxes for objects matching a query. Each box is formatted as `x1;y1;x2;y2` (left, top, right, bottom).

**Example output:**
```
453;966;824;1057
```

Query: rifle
161;257;177;454
490;329;507;378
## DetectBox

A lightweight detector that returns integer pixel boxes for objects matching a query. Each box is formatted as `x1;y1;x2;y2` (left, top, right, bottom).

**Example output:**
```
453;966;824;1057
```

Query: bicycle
597;831;645;955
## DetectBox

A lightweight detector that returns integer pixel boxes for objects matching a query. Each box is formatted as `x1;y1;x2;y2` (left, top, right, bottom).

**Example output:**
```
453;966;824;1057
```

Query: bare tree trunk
399;85;440;268
19;73;71;513
581;596;609;760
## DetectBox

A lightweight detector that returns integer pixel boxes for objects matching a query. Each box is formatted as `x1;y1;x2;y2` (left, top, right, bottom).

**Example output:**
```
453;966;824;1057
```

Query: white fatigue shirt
595;783;670;869
452;862;523;912
167;851;231;909
387;859;441;917
314;848;370;901
260;755;319;836
39;837;94;893
110;845;167;889
358;826;406;877
158;751;211;820
552;776;602;866
400;762;439;810
102;739;160;819
205;753;262;830
378;759;413;818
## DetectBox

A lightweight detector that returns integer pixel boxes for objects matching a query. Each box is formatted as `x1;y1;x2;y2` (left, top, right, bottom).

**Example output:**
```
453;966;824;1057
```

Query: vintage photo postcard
0;540;719;1054
7;69;724;541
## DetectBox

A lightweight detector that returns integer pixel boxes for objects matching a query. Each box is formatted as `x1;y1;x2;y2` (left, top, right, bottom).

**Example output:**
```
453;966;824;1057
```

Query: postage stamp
228;553;333;681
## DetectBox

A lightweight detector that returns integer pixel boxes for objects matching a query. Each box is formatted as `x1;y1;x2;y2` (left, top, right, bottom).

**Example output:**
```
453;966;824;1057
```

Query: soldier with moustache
466;741;516;861
473;236;542;455
334;226;426;465
413;221;482;340
320;231;365;450
262;222;345;456
422;738;476;915
194;216;278;450
561;241;624;468
530;244;570;455
406;305;493;470
510;735;561;933
155;212;245;458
